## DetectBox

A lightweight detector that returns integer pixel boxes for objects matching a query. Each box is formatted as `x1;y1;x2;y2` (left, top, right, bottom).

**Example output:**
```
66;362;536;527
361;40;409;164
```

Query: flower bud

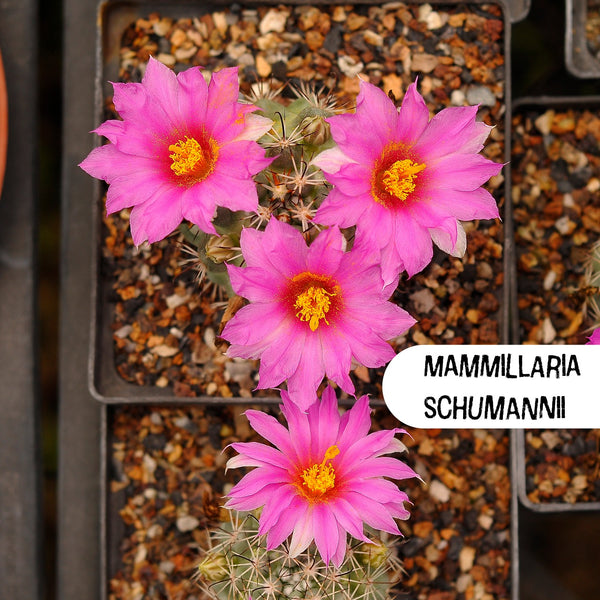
356;539;389;569
196;553;228;582
205;234;238;264
299;115;331;146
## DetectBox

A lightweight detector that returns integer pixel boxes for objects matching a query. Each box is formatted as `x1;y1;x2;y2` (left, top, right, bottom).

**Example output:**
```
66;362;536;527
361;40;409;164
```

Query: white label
382;345;600;428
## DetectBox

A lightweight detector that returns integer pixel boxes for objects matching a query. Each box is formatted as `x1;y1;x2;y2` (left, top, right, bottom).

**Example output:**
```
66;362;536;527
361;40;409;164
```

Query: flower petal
395;81;430;144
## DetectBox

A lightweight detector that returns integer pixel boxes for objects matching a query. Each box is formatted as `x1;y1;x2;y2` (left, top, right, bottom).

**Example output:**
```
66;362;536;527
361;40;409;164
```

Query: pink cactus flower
587;328;600;344
80;57;272;245
225;387;418;566
220;217;416;409
313;79;502;284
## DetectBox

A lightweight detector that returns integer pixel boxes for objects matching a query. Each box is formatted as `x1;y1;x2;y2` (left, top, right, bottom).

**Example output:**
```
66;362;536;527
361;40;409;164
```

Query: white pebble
466;85;496;107
259;8;288;34
451;89;466;106
542;317;556;344
459;546;476;572
338;55;364;77
114;325;133;339
166;293;190;309
428;479;451;503
176;515;200;532
543;269;557;291
477;514;494;530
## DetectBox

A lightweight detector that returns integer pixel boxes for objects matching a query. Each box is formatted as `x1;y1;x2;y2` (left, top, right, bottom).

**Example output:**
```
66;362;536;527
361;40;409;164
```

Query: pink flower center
371;143;426;208
168;133;219;186
298;445;340;501
285;272;341;331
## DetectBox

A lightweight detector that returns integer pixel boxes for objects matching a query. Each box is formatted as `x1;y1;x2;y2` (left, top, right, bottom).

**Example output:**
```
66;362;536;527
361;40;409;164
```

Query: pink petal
241;218;308;276
312;146;356;174
287;503;314;557
306;226;345;275
329;496;370;542
391;210;433;277
285;333;326;410
198;171;259;213
587;329;600;344
110;82;173;139
320;332;354;399
349;456;419;481
205;67;243;141
228;441;292;470
225;484;281;511
321;161;373;196
314;188;370;228
395;81;430;144
306;386;341;458
337;394;372;452
280;397;312;461
326;81;399;164
231;113;273;142
332;523;349;567
227;465;290;499
258;485;298;534
218;140;272;177
142;56;181;128
414;105;483;160
93;120;127;145
313;504;339;565
347;478;411;505
175;65;208;124
128;186;183;245
430;222;467;257
336;317;396;368
111;82;148;121
430;153;504;191
257;327;304;390
227;264;282;302
266;507;299;550
342;491;401;534
221;302;286;347
426;186;500;221
98;119;162;157
244;410;296;457
338;429;404;471
177;184;217;234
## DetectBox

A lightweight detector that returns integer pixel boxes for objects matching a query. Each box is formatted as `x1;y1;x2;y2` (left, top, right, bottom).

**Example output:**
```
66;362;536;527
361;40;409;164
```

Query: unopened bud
299;115;331;146
197;553;228;582
357;539;389;569
205;235;238;264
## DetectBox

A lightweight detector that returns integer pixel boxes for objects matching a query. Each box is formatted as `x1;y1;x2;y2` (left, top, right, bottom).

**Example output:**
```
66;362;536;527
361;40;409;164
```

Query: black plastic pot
566;0;600;78
510;94;600;600
63;1;519;599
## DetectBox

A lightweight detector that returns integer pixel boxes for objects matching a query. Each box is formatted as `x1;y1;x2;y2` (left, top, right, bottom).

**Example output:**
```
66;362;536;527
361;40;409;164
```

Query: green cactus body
195;512;403;600
584;239;600;329
178;82;342;297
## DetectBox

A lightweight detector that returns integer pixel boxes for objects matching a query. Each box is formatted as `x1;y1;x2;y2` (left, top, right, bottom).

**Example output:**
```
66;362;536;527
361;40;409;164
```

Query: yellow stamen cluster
382;158;426;201
301;446;340;498
168;135;218;179
294;285;335;331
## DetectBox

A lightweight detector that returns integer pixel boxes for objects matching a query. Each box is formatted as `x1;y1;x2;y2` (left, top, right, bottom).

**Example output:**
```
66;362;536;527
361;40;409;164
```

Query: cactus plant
194;511;404;600
583;239;600;331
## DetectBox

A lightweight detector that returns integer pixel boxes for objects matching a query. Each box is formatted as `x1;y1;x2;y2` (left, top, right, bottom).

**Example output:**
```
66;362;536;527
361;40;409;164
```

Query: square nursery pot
511;95;600;599
71;0;520;599
511;95;600;512
507;0;530;23
565;0;600;78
